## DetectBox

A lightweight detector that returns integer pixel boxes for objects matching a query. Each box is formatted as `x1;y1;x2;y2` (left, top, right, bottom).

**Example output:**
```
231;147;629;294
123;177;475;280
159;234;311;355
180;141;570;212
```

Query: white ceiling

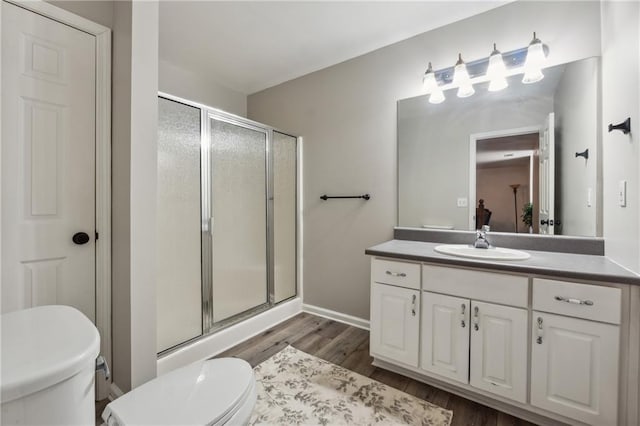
159;1;512;95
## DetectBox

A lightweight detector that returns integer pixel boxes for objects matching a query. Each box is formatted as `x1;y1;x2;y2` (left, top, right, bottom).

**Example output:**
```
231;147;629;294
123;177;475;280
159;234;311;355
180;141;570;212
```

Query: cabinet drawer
371;258;420;290
532;279;621;324
422;265;528;308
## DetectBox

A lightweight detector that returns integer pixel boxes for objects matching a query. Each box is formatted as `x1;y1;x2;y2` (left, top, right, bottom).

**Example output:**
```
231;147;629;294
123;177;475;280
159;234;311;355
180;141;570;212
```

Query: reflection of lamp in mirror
523;32;546;84
487;43;508;92
423;62;445;104
510;184;521;233
452;53;475;98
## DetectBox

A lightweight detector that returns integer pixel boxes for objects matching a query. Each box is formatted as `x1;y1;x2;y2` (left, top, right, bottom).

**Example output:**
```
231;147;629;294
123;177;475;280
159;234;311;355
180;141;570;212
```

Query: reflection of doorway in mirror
471;130;540;233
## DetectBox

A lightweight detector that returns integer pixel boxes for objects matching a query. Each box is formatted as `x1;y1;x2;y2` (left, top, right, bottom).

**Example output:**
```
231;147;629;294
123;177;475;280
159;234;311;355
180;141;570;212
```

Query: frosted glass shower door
157;97;203;353
273;132;297;303
210;118;268;323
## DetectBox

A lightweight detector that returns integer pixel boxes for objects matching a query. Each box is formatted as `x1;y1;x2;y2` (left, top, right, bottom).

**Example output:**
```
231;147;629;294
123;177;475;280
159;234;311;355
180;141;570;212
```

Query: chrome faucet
474;225;490;249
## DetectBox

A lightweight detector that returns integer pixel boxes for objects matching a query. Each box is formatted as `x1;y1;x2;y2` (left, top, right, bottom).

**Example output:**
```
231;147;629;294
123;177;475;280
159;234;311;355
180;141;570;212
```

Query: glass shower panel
157;97;203;353
273;132;297;303
210;118;268;323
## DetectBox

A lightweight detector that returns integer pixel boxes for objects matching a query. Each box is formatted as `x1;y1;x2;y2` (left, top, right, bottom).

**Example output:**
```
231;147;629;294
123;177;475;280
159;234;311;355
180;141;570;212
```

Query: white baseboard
157;297;303;376
108;382;124;400
302;303;370;330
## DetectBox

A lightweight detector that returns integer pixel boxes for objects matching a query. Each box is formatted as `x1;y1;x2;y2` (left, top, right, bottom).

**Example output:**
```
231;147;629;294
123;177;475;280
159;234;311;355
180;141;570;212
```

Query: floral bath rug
249;346;453;425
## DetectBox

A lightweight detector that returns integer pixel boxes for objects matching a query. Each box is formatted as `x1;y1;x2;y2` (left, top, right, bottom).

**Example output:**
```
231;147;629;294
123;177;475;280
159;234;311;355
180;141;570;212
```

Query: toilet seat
103;358;256;426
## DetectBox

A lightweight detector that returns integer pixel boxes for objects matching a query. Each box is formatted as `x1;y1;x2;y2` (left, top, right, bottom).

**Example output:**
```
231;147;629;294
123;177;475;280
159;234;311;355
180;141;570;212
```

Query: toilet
102;357;257;426
1;305;257;426
1;305;101;425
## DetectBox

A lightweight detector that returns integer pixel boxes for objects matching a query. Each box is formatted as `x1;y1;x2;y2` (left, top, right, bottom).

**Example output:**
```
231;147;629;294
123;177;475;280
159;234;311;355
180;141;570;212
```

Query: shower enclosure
157;94;298;354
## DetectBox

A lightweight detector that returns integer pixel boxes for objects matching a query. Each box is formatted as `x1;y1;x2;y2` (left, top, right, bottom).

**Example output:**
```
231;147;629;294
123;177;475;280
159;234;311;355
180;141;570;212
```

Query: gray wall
158;59;247;117
601;1;640;273
46;0;114;28
554;58;600;237
248;1;602;320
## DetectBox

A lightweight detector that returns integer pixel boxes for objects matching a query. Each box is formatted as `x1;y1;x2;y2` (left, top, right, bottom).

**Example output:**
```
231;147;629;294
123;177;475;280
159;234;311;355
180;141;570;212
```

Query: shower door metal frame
157;92;298;351
204;111;272;332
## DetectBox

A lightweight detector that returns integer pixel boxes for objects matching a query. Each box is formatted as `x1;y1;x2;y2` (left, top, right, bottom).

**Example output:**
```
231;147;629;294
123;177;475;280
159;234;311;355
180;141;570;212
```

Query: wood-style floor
218;312;537;426
97;312;538;426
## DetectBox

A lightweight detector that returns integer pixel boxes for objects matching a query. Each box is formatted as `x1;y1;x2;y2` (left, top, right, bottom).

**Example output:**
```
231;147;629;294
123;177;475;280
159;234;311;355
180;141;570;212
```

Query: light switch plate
618;180;627;207
457;197;468;208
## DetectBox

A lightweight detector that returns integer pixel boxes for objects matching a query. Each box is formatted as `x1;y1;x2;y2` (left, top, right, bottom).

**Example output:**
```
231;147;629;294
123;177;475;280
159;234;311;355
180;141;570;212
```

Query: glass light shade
487;47;508;92
523;35;546;84
429;87;445;104
452;55;474;98
488;76;508;92
422;71;438;94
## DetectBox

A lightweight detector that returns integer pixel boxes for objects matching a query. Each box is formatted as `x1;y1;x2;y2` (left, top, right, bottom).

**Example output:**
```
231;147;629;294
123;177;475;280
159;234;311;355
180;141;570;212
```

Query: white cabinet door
421;292;470;384
370;283;420;367
470;301;528;403
531;312;619;425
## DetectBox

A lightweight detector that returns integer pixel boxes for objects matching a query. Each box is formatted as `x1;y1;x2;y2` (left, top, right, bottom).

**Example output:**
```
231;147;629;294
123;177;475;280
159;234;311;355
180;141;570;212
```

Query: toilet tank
1;305;100;425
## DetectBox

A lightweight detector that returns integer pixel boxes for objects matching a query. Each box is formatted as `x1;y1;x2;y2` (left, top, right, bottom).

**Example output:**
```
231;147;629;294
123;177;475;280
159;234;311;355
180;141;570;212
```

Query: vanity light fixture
522;32;546;84
423;62;446;104
421;33;548;103
487;43;508;92
452;54;475;98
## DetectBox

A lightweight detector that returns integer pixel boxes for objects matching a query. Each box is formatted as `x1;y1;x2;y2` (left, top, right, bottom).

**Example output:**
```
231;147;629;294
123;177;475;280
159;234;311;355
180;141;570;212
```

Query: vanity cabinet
421;292;470;383
421;264;529;402
530;279;621;425
367;241;637;426
469;301;528;403
370;259;420;367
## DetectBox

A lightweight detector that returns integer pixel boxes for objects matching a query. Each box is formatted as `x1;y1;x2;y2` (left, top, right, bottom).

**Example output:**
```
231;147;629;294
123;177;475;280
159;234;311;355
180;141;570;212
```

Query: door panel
370;283;419;367
156;97;203;352
210;118;268;323
531;312;619;425
273;131;297;303
2;2;96;320
421;292;470;383
470;301;527;403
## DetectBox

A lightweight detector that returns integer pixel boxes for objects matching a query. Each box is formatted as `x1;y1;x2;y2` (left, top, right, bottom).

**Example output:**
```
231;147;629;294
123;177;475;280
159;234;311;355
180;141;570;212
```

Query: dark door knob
72;232;90;245
540;219;549;225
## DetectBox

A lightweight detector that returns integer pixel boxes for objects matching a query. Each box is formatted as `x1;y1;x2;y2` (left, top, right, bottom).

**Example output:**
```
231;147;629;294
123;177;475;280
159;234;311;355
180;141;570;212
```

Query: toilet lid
104;358;255;426
1;305;100;403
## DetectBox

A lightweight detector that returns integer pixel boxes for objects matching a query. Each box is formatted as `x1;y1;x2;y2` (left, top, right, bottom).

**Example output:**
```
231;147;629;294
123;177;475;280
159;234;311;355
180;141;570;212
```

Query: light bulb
422;62;438;94
452;53;474;98
523;32;546;84
429;87;445;104
487;43;508;92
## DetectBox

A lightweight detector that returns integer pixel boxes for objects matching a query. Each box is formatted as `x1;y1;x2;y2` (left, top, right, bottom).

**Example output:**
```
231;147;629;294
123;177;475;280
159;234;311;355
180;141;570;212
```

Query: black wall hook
608;117;631;134
575;149;589;160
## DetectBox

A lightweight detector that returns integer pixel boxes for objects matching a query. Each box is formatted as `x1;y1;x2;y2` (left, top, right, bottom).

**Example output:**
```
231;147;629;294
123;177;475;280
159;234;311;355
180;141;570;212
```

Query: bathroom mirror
398;56;601;237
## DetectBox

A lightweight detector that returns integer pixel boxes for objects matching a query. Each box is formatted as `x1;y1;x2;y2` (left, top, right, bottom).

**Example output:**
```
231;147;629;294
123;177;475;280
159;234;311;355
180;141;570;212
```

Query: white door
370;282;420;367
538;112;555;235
469;301;527;403
421;291;470;384
531;312;619;425
1;2;96;322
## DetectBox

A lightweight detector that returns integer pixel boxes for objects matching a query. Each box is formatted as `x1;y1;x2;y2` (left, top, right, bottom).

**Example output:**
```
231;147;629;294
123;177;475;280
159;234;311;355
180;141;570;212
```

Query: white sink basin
434;244;530;261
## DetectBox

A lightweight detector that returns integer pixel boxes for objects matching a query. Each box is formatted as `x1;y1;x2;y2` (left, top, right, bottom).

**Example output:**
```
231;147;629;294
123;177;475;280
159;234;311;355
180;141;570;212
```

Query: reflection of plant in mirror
521;203;533;230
